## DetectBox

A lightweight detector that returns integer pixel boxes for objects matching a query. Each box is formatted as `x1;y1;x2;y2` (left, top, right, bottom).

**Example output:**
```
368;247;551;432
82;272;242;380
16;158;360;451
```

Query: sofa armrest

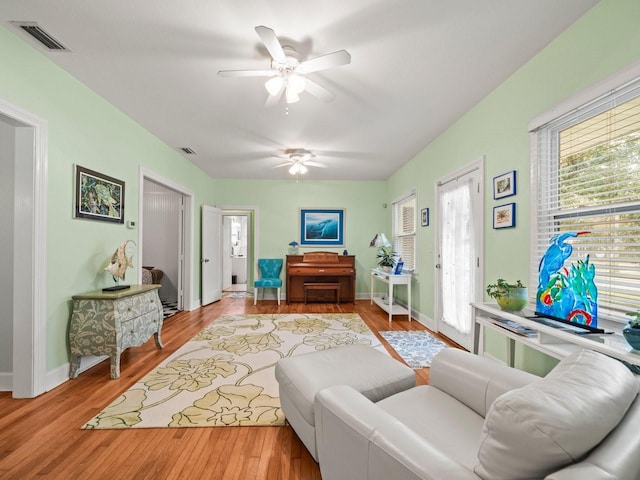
315;385;480;480
429;349;539;417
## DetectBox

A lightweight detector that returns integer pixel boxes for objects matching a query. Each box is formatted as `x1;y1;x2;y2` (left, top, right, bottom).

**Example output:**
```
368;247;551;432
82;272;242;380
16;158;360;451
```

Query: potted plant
376;247;396;272
486;279;528;312
623;311;640;350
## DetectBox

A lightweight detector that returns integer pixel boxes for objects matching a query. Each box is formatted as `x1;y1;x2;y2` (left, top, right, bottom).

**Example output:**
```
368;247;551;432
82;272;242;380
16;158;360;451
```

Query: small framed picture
493;170;516;200
421;208;429;227
493;203;516;229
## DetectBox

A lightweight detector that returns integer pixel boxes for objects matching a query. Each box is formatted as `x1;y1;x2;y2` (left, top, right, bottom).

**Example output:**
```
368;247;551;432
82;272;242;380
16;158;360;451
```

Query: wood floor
0;297;456;480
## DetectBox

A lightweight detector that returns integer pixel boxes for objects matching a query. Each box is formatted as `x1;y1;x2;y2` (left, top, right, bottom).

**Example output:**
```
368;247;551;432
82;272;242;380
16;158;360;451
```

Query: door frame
138;167;194;311
434;157;484;349
222;213;250;290
219;205;260;289
1;98;48;398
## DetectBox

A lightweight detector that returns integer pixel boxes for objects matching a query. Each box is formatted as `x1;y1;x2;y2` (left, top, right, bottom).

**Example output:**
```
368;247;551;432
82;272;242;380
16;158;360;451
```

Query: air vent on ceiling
180;147;197;155
11;21;70;51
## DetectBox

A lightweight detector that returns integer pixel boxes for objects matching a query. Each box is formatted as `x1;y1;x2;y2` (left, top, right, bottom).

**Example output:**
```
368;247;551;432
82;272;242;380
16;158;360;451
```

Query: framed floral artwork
493;203;515;229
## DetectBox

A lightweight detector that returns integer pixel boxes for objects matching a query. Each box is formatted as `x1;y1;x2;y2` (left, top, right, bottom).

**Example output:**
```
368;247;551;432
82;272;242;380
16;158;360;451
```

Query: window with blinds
531;77;640;323
392;190;416;271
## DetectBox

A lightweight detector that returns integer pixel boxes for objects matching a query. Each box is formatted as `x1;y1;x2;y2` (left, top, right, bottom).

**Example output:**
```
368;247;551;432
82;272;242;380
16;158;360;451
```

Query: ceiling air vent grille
180;147;197;155
11;22;69;51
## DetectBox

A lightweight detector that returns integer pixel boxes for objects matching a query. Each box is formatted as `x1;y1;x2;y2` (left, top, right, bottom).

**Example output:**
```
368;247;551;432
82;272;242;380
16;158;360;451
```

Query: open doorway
223;214;249;293
139;168;194;318
0;99;47;398
220;208;257;299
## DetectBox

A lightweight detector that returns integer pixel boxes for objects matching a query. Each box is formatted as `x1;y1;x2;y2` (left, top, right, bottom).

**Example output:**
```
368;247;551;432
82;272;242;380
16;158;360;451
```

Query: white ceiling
2;0;599;181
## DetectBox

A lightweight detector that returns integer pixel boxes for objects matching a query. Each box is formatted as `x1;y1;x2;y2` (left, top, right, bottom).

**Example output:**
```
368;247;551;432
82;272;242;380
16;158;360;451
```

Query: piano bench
303;282;341;304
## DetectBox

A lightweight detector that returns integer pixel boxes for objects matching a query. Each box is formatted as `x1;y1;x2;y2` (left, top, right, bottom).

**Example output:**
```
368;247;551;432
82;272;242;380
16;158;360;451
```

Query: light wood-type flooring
0;297;458;480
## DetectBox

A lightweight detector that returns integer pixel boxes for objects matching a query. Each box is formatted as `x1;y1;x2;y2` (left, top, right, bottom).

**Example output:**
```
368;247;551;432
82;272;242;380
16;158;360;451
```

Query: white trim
0;373;12;391
391;186;417;205
529;59;640;131
139;167;194;310
217;204;260;288
0;98;47;398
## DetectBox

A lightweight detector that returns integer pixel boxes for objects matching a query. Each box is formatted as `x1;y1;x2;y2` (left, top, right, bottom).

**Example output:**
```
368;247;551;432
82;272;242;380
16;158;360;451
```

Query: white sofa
314;348;640;480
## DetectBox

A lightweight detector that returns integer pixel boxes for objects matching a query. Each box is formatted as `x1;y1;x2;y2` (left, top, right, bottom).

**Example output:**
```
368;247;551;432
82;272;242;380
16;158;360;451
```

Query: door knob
201;258;210;263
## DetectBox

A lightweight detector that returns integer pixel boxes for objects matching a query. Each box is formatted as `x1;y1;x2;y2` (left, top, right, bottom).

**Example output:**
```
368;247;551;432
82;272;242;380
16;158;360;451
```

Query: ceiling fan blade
264;84;285;108
217;69;275;78
303;79;336;103
255;25;286;63
298;50;351;74
272;162;292;168
304;161;328;168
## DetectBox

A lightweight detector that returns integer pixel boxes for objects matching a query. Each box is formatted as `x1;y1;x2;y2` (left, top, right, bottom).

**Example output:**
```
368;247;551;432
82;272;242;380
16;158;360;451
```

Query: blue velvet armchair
253;258;283;305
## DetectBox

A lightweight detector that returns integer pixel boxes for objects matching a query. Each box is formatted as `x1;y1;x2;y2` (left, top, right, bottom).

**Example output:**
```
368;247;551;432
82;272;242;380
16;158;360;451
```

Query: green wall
2;0;639;379
388;0;640;375
212;178;388;294
0;26;216;371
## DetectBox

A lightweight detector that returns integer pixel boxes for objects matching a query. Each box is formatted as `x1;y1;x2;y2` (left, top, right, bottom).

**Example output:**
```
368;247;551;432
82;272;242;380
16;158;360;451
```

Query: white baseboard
0;372;12;391
46;355;108;392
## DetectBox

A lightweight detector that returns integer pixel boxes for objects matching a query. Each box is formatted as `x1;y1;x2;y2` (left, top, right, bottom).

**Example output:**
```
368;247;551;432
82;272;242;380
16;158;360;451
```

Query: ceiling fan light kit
218;25;351;108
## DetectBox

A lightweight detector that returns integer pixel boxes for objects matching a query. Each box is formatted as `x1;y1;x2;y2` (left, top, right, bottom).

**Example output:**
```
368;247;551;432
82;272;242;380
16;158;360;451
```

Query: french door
435;162;483;350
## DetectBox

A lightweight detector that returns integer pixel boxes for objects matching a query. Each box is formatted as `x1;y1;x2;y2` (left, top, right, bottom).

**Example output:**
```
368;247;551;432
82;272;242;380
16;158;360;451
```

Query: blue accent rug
380;331;449;368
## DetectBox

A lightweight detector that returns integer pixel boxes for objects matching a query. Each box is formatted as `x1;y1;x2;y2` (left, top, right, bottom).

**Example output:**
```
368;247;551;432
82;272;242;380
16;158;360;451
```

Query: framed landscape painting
299;208;345;247
493;170;516;199
74;165;125;223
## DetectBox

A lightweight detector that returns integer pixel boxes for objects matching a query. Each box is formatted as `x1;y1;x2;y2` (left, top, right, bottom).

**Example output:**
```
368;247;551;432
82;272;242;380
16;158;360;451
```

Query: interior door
201;205;222;305
436;166;482;350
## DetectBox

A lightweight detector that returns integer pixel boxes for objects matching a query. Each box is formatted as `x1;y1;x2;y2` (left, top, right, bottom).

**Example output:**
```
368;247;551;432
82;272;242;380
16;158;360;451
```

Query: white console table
472;302;640;368
370;269;412;323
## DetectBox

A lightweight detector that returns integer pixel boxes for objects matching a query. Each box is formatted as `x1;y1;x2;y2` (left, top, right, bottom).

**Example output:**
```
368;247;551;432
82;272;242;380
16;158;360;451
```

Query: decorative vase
622;325;640;350
496;287;528;312
288;246;299;255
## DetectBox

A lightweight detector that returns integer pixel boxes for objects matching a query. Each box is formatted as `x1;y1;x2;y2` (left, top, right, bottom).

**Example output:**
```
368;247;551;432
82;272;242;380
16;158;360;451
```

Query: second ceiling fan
218;26;351;106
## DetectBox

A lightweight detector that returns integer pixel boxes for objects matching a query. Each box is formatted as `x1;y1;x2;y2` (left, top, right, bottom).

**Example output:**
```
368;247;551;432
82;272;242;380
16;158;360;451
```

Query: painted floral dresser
69;284;163;379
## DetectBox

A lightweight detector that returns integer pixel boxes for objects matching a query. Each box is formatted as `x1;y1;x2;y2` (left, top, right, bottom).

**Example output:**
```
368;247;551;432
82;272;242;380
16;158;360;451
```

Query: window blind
392;191;416;271
531;77;640;322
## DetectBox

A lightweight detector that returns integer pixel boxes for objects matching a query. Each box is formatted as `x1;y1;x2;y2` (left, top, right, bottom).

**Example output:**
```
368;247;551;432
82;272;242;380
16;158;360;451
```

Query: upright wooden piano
286;252;356;303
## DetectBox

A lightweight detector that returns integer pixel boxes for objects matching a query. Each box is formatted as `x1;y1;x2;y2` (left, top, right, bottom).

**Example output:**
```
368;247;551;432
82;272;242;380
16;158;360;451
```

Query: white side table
370;269;412;323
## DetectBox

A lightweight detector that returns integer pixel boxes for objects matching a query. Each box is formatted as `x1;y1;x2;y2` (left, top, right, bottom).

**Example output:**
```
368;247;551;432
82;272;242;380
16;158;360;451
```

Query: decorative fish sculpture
105;240;135;282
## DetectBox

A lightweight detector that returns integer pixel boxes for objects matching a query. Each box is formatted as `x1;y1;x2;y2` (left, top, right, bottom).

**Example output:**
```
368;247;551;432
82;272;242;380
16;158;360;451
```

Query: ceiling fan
218;26;351;106
273;149;328;175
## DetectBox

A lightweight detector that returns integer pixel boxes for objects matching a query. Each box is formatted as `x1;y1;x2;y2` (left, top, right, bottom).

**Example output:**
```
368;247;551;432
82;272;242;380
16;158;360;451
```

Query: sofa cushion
475;349;639;480
377;385;485;471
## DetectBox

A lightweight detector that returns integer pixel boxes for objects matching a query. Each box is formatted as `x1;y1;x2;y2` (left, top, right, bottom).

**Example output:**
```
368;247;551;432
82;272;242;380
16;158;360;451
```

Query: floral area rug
379;330;449;368
84;313;382;429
